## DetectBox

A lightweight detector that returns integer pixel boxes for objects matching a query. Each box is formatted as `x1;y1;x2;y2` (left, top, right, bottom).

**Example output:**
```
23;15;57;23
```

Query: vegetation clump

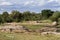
0;9;60;24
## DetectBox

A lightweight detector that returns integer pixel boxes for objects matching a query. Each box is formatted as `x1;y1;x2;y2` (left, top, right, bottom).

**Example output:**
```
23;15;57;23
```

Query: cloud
0;8;4;11
1;0;60;6
23;0;47;6
47;0;54;2
0;0;60;12
48;0;60;4
0;0;6;1
23;1;34;6
38;0;47;6
55;7;60;11
0;1;13;6
24;1;30;6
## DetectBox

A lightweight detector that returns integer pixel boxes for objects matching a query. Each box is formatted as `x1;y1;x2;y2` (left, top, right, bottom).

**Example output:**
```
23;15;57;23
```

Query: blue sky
0;0;60;13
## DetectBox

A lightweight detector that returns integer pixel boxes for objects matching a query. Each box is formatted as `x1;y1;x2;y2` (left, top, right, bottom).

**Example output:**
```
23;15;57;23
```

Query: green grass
0;32;60;40
25;25;44;30
40;19;52;23
0;23;45;30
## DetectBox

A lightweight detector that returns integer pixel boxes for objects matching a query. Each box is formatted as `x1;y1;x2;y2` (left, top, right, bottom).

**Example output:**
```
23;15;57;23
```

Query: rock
45;21;58;27
0;25;29;33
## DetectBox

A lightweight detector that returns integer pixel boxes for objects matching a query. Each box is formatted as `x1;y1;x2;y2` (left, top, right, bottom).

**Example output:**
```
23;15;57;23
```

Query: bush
50;12;60;21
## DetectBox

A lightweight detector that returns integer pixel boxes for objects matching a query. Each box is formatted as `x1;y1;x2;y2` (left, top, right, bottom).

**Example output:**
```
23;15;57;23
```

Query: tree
23;11;32;21
2;11;9;18
41;9;54;19
50;11;60;22
10;10;22;22
2;11;9;22
22;11;41;21
0;14;5;23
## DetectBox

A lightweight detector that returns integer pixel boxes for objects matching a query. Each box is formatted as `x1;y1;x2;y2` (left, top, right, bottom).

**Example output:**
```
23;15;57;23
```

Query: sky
0;0;60;13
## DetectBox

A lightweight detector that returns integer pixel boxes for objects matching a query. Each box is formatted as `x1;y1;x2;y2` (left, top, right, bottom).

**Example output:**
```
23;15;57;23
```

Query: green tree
22;11;41;21
41;9;54;19
23;11;32;21
0;14;5;23
10;10;22;22
50;11;60;21
2;11;9;22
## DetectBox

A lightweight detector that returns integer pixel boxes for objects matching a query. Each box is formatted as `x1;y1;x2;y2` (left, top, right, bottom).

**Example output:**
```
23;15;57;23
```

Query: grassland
0;20;60;40
0;32;60;40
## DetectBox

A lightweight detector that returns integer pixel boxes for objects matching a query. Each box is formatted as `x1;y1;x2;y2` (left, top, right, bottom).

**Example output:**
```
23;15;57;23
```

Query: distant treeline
0;9;60;23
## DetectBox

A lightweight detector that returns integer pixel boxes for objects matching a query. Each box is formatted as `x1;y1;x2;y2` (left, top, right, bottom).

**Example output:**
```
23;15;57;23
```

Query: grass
25;25;44;30
40;19;52;23
0;32;60;40
0;20;60;40
0;23;46;30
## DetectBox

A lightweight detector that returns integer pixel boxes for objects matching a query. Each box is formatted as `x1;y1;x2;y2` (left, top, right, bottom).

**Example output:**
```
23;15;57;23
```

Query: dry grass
0;32;60;40
0;20;59;40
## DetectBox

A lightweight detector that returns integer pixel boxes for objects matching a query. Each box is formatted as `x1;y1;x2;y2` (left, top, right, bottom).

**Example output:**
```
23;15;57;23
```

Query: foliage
10;10;22;22
41;9;54;19
0;9;60;23
50;12;60;21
